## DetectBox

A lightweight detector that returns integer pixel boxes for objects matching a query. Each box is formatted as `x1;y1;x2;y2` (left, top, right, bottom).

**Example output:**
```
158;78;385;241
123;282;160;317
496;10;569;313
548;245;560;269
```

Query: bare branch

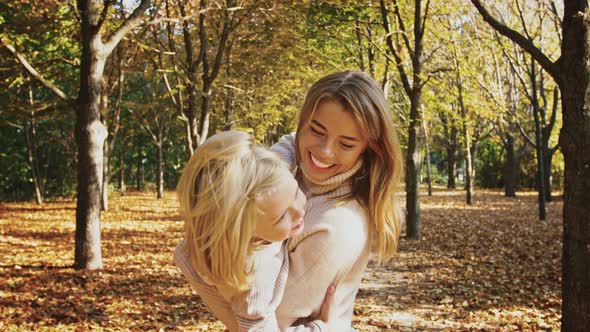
104;0;151;55
515;113;536;147
392;0;414;58
380;0;412;96
470;0;559;80
515;0;532;40
98;0;116;28
146;14;196;25
3;42;73;104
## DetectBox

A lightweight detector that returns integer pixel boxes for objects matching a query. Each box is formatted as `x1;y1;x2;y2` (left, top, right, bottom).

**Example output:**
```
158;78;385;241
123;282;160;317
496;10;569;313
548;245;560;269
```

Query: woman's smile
309;152;335;170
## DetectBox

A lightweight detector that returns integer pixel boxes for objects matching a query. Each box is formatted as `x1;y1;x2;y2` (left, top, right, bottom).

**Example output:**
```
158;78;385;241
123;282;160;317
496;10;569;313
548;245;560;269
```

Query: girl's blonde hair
295;71;404;264
177;131;287;291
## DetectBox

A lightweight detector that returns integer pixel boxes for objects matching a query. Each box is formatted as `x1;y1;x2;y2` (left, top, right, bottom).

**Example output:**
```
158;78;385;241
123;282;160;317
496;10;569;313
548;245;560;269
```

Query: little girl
173;131;332;331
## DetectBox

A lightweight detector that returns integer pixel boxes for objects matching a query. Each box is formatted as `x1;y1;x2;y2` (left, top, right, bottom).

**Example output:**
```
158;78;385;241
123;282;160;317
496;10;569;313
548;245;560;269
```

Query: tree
380;0;432;239
3;0;152;270
470;0;590;328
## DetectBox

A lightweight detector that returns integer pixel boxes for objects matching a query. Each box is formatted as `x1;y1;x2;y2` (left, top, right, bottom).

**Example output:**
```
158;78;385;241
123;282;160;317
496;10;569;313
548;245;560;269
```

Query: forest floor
0;188;562;331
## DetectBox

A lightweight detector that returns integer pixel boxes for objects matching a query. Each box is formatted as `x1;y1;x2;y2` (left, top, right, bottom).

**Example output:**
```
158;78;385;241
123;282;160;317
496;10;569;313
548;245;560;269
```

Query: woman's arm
229;249;329;332
277;204;370;331
175;241;329;332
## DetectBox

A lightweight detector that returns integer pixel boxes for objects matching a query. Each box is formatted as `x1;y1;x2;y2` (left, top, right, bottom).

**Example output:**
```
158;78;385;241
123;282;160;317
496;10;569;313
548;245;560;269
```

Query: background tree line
1;0;588;328
0;0;563;206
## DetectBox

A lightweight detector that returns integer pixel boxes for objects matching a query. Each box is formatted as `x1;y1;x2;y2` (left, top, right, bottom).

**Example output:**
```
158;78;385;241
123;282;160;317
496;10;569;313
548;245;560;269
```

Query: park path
352;188;562;331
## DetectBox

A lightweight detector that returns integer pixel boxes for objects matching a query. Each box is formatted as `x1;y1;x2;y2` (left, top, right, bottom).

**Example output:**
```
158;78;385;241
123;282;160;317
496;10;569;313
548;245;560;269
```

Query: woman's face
298;100;369;182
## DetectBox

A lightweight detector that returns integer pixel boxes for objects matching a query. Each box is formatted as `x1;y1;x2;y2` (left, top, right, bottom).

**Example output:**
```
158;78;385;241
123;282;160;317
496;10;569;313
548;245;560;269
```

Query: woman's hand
319;283;337;329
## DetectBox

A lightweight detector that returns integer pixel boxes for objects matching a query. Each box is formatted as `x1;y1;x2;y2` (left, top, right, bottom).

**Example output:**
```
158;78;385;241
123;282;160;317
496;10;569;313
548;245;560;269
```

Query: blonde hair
295;71;404;264
177;131;287;291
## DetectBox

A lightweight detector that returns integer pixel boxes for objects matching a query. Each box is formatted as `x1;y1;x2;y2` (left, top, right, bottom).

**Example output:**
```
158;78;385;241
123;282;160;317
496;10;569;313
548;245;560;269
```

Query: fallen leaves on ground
0;188;561;331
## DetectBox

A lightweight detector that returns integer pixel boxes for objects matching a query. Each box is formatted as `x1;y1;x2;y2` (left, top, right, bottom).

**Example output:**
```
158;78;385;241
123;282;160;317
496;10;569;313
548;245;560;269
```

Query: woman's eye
311;127;323;135
340;143;354;149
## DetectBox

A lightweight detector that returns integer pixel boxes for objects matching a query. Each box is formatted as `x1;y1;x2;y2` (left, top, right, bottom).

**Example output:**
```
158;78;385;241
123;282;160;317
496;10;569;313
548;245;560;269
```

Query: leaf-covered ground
0;188;561;331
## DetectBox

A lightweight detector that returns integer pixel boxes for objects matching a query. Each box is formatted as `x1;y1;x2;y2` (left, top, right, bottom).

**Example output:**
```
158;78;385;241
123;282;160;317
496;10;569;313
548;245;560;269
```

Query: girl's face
298;100;369;182
254;168;306;243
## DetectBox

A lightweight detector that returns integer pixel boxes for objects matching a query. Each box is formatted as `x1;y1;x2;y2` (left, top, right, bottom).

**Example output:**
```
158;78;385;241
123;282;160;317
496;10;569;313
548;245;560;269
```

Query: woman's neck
300;158;363;195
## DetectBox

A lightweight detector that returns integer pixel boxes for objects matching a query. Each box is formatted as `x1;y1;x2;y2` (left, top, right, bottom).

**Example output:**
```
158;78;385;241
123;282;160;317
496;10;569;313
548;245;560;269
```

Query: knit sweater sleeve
227;243;327;332
270;133;297;171
174;241;328;332
277;202;370;332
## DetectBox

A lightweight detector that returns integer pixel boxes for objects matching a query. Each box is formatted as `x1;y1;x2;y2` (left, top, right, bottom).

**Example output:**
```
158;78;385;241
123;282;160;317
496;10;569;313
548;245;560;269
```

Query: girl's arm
270;133;297;171
228;243;329;332
174;241;329;332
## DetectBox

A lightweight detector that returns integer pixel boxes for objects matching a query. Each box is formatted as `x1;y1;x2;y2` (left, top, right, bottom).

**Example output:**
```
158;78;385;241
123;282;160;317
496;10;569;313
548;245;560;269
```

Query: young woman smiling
271;71;404;331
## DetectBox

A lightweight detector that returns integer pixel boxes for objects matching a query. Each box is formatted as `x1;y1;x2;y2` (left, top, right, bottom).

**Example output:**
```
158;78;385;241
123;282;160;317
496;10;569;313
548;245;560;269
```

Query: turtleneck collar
300;158;364;195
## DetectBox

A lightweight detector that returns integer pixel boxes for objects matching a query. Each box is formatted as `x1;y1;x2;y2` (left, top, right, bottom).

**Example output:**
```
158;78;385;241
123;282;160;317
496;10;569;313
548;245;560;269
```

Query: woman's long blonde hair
295;71;404;264
177;131;287;291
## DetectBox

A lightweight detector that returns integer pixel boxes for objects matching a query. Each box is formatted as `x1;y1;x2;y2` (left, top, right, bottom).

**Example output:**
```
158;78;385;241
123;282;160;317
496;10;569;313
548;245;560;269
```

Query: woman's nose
318;138;335;158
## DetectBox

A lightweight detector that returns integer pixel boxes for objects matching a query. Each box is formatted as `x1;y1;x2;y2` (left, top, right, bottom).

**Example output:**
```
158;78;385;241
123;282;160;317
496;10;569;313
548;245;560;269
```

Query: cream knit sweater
174;134;370;331
174;239;327;331
271;134;370;332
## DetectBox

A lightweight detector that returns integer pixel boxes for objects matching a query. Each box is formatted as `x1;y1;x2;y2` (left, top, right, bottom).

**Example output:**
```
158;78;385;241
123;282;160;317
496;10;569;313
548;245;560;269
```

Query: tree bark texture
177;0;199;154
502;131;517;197
119;141;125;192
423;108;433;196
156;140;164;199
442;115;458;189
380;0;430;240
23;115;43;205
559;2;590;328
405;95;423;239
74;0;108;270
74;0;149;270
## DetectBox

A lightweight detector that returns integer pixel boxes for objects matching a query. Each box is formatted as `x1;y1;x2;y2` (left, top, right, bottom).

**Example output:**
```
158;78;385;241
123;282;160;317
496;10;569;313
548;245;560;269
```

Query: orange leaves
353;188;562;331
0;189;562;331
0;192;221;331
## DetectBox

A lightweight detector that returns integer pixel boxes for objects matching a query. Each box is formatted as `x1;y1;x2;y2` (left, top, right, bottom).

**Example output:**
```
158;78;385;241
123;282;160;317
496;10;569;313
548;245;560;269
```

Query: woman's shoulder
290;198;369;251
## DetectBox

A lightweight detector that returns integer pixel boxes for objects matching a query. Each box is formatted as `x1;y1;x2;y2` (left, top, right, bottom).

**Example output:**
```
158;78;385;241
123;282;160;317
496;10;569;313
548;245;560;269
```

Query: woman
174;71;403;331
272;70;404;331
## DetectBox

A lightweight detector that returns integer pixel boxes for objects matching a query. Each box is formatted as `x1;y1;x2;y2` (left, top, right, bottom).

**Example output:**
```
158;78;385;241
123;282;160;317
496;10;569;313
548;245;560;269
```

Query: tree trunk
455;50;473;205
23;116;43;204
405;93;423;239
559;3;590;327
422;108;433;196
461;111;473;205
198;81;212;145
74;0;108;270
119;141;125;192
136;139;143;191
531;61;547;221
469;137;479;188
447;125;458;189
224;40;234;131
543;148;554;201
379;0;428;240
177;0;199;154
102;138;110;211
24;84;43;204
156;141;164;199
503;132;518;197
